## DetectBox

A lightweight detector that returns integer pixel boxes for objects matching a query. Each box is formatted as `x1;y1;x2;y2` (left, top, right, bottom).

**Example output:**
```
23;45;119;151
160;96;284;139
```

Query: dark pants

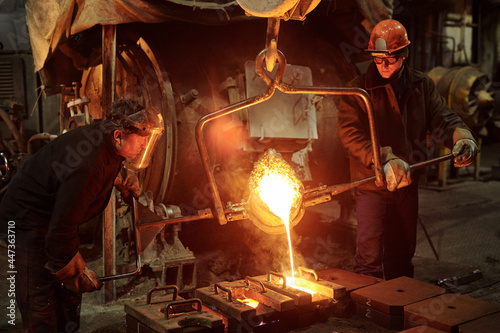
16;247;82;333
353;185;418;279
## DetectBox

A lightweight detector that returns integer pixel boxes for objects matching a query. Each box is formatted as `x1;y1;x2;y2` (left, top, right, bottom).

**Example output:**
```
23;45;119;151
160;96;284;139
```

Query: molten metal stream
283;216;295;285
251;149;316;294
256;171;296;284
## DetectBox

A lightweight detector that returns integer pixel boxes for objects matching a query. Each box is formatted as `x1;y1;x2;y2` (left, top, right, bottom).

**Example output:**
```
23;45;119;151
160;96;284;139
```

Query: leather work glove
53;252;103;293
383;158;412;192
114;167;140;200
452;139;479;167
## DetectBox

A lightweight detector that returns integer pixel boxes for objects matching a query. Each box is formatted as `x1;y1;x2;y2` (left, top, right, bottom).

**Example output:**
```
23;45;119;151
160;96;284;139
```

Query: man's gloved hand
114;167;140;199
452;139;478;167
53;252;103;293
384;158;412;192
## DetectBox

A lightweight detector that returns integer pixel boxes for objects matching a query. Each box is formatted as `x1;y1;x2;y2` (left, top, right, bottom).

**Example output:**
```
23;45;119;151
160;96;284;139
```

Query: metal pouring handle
146;285;179;304
360;153;456;184
355;153;456;189
304;153;455;202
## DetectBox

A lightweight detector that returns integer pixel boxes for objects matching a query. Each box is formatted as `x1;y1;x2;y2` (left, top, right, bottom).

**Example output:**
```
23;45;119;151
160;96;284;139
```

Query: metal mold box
125;286;223;333
351;276;445;316
404;293;500;332
316;268;383;295
458;311;500;332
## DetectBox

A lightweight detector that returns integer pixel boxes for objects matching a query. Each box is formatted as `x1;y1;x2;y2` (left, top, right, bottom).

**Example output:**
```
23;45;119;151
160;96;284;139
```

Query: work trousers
353;185;418;279
16;247;82;333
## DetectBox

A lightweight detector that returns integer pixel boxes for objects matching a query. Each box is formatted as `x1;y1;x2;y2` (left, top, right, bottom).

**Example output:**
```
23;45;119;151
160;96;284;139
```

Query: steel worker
0;99;163;332
338;19;478;279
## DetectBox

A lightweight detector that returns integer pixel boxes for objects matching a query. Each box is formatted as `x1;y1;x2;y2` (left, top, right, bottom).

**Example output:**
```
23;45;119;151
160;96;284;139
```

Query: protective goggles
373;56;400;65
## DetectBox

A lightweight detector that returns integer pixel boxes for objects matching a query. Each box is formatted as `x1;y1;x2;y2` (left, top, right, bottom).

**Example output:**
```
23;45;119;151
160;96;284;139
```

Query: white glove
452;139;478;167
384;159;412;192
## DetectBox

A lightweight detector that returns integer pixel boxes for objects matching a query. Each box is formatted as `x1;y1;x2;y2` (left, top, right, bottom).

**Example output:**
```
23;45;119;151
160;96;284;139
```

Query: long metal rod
304;153;455;201
418;215;440;261
100;198;142;282
102;24;117;301
132;154;456;230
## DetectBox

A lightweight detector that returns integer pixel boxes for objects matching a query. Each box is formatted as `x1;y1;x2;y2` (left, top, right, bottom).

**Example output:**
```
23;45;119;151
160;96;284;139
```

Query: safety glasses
373;56;400;65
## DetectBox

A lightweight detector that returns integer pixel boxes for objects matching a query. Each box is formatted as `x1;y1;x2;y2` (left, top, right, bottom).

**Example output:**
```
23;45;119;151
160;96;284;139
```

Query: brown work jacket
338;62;474;190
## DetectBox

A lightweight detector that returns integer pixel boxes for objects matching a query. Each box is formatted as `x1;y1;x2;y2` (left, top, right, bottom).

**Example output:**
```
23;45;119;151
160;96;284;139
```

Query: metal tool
304;153;455;204
100;198;142;282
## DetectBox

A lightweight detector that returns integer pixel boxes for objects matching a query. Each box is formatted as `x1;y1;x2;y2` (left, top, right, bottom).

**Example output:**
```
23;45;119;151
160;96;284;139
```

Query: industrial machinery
1;0;371;294
0;0;471;302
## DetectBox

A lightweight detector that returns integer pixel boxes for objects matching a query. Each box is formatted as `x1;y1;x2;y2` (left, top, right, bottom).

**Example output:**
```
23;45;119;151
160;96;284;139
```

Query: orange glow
285;276;317;295
256;171;298;284
237;298;260;308
251;151;303;287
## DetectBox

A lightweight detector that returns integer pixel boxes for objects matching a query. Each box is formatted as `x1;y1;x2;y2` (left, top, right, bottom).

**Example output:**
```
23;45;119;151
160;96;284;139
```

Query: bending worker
338;19;478;279
0;99;163;332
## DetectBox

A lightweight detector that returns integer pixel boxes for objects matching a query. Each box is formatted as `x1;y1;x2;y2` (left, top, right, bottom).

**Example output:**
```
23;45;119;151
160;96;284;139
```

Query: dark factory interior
1;0;500;332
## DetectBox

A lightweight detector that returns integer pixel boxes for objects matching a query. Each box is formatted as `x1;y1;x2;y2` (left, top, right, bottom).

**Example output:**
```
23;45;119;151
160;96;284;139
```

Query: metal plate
252;274;313;306
195;283;258;322
245;61;318;140
458;311;500;332
356;303;404;330
125;295;224;333
316;268;383;294
351;276;445;316
404;293;500;332
290;276;346;299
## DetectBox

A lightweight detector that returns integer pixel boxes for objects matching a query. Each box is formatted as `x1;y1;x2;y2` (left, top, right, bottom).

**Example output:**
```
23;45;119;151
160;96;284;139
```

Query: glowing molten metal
248;149;306;289
236;298;260;308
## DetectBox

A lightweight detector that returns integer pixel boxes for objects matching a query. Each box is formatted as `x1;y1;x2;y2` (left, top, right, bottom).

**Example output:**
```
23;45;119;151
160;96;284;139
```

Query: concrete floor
1;142;500;332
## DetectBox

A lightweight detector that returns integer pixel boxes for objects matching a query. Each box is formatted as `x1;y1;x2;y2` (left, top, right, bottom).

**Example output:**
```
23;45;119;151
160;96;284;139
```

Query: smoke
237;218;306;277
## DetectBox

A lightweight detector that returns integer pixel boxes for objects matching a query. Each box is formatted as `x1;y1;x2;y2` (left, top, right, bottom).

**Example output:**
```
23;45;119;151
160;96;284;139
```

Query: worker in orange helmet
338;19;478;279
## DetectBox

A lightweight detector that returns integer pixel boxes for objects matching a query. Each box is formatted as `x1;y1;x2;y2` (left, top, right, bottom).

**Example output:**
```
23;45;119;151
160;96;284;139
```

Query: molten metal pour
247;149;310;290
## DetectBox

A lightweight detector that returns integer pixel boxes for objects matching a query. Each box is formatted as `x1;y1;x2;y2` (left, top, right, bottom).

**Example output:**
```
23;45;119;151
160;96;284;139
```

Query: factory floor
1;142;500;333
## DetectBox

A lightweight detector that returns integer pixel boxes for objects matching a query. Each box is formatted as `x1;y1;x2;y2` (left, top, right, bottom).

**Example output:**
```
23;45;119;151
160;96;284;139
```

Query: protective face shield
122;106;164;171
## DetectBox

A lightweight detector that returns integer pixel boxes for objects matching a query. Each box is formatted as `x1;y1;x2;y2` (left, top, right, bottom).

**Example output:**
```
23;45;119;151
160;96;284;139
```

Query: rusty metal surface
404;294;500;332
231;278;296;312
316;268;383;294
351;276;445;316
195;282;259;321
124;292;224;333
355;303;404;330
252;274;313;306
292;276;346;300
458;311;500;332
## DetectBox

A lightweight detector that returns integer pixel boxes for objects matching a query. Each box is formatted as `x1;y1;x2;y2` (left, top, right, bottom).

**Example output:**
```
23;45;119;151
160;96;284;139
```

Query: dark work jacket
338;62;474;190
0;122;124;270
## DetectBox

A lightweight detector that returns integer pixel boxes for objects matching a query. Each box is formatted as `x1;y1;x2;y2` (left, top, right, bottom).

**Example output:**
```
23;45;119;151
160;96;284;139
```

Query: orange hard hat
366;19;410;56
